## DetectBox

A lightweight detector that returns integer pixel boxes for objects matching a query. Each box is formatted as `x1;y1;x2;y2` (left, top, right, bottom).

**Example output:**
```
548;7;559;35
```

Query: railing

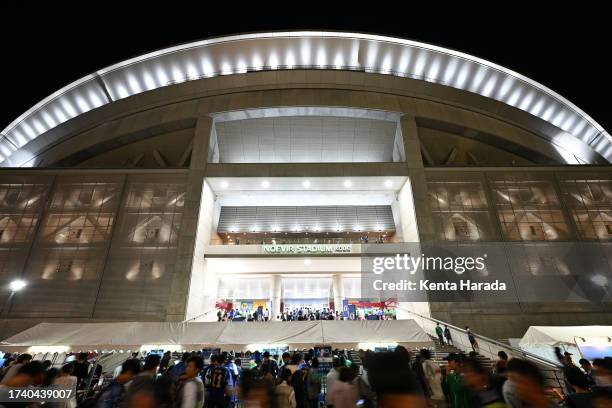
402;308;567;391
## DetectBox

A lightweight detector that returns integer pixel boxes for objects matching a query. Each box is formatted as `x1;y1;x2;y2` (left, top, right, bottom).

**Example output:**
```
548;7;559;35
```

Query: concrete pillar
332;274;344;313
397;115;433;318
399;115;435;243
271;275;282;320
166;116;213;321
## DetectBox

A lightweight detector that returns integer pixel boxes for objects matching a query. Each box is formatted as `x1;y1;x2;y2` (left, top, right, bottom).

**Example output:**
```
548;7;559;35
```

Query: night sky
1;7;610;133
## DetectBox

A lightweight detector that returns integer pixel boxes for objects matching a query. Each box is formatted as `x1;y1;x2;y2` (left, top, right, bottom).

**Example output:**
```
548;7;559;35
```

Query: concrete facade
1;49;611;340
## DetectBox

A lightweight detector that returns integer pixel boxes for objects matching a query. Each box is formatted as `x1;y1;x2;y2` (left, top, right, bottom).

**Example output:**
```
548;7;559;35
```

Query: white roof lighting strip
1;32;609;166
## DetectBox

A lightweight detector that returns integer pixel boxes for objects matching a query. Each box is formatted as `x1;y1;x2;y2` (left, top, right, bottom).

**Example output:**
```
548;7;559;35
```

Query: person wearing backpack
95;359;141;408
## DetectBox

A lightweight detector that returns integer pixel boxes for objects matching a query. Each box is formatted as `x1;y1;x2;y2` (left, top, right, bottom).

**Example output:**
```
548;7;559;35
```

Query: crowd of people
216;307;397;322
1;346;611;408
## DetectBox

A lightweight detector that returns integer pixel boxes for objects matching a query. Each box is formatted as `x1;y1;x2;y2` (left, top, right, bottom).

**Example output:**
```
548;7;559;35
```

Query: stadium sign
262;244;352;255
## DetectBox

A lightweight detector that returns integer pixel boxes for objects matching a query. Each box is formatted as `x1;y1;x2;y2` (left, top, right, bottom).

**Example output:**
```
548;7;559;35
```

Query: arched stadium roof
1;31;610;166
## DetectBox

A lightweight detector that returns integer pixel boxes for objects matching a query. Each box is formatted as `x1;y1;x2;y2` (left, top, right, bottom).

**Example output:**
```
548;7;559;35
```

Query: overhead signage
262;244;352;255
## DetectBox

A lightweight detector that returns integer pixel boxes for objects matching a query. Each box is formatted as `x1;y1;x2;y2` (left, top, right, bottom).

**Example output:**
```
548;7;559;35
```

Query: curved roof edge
1;31;610;166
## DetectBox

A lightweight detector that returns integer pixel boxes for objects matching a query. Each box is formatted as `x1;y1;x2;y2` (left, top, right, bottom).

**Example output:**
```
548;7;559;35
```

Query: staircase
403;309;566;392
427;335;495;371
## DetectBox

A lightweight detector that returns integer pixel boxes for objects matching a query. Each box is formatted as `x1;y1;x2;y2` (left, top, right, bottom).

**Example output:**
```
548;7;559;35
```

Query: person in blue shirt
170;352;191;384
259;351;279;380
204;354;230;408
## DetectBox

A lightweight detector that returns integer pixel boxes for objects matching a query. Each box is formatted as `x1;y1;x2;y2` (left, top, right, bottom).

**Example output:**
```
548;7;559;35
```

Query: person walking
466;327;479;354
444;325;454;347
276;368;297;408
435;323;445;345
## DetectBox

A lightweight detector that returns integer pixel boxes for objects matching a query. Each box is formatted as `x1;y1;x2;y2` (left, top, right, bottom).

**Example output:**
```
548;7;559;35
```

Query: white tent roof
1;320;432;350
519;325;612;347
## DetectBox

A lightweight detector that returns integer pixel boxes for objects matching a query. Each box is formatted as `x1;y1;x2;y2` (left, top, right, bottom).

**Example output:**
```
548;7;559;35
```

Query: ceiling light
302;180;311;188
9;279;26;292
220;181;229;189
385;180;393;188
261;180;270;188
344;180;352;188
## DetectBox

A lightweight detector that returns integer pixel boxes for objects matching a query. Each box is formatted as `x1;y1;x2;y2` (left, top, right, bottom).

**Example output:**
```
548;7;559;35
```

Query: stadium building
1;31;611;341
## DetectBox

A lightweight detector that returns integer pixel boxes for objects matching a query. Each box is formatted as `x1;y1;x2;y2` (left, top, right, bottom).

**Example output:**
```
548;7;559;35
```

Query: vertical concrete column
166;116;213;321
397;115;433;318
399;115;435;243
271;275;282;320
332;274;344;313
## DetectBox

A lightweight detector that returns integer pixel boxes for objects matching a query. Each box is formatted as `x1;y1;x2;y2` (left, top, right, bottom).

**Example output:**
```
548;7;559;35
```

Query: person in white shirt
325;358;342;406
53;363;78;408
177;356;205;408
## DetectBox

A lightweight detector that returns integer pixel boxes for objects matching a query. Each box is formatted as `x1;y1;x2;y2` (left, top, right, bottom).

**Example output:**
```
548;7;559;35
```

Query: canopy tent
0;322;226;350
519;325;612;364
321;319;428;348
1;320;432;351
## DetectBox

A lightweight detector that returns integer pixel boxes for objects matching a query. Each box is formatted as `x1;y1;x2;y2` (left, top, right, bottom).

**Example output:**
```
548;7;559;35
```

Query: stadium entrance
186;176;428;321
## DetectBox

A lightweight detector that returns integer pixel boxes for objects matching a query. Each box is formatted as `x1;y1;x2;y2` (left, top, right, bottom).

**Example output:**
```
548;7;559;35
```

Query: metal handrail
401;308;562;368
402;308;566;391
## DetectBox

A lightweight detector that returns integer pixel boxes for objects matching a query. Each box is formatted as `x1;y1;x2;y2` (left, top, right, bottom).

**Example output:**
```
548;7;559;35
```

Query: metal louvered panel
218;205;395;233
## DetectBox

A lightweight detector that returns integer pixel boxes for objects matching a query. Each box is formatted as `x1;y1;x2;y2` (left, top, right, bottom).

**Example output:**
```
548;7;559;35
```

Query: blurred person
421;349;445;404
176;355;204;408
445;353;469;408
42;360;53;371
281;352;291;368
124;353;161;406
0;353;32;385
289;354;308;408
54;363;78;408
496;352;509;377
325;357;342;406
96;358;141;408
276;368;297;408
234;358;243;386
0;360;46;388
461;357;506;408
225;355;240;407
327;367;357;408
592;387;612;408
503;358;550;408
562;365;594;408
592;358;612;389
579;359;595;386
354;351;376;407
306;358;321;408
205;354;229;408
260;351;279;380
286;353;303;374
242;369;274;408
366;350;426;408
445;326;454;346
43;367;60;387
171;352;191;384
159;351;172;373
435;323;445;345
73;352;91;389
466;327;480;354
